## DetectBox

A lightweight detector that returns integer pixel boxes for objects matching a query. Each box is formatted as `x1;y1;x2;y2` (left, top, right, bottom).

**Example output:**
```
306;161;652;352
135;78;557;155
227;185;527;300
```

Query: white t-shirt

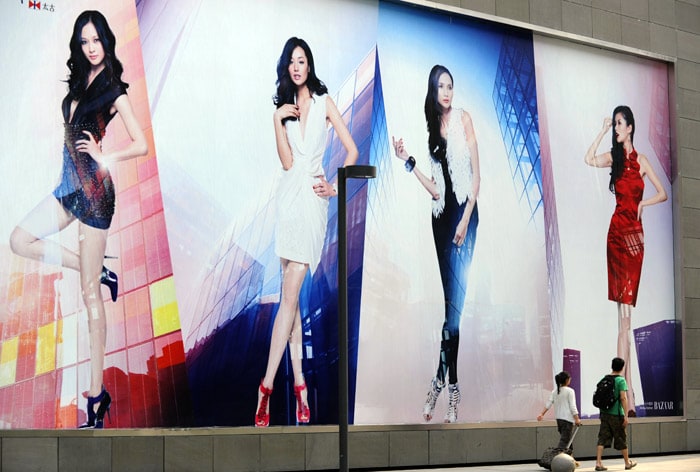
545;385;579;423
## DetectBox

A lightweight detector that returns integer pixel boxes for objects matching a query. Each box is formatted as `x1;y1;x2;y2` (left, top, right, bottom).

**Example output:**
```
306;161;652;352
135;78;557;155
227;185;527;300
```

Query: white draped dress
275;93;329;274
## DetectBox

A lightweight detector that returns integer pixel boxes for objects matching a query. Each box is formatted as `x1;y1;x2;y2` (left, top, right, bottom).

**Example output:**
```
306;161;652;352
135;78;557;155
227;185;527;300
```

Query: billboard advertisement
0;0;677;429
0;0;189;428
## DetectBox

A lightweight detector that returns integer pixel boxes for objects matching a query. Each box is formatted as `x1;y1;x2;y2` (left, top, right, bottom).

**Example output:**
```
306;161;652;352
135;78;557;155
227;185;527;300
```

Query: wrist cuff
405;156;416;172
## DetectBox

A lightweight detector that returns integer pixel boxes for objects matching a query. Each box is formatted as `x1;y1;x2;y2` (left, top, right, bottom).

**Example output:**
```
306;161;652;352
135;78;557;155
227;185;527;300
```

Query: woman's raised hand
603;116;612;133
274;103;300;122
392;136;409;162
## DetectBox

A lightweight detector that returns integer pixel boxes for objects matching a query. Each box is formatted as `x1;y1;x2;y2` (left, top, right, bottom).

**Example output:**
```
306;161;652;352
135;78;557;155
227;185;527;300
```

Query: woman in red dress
584;105;667;416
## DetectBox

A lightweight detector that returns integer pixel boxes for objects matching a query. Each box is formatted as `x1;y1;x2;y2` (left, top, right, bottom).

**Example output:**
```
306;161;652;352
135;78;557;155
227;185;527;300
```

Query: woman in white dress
255;37;358;427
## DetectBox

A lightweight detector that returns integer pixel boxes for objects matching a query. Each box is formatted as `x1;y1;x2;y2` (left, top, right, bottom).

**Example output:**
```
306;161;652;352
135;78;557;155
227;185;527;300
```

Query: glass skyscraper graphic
492;34;543;229
184;48;385;426
493;34;565;378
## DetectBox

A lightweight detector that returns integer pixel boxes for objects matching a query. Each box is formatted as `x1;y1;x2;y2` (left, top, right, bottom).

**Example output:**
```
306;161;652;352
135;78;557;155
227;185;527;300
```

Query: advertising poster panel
355;1;551;424
137;0;378;426
533;35;677;418
0;0;189;428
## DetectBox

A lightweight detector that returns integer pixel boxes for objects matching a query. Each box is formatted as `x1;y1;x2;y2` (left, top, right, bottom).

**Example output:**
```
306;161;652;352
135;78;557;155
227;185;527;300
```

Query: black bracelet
405;156;416;172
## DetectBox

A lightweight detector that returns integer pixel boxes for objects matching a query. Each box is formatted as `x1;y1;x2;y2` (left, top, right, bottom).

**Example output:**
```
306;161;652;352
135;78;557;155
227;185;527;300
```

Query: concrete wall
0;0;698;470
0;419;689;471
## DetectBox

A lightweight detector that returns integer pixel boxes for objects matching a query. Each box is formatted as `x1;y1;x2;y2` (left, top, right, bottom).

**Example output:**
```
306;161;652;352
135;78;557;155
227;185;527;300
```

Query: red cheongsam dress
607;149;644;307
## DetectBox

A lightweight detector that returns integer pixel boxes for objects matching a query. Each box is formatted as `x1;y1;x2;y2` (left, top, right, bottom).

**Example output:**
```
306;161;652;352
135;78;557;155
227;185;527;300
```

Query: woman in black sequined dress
9;10;147;428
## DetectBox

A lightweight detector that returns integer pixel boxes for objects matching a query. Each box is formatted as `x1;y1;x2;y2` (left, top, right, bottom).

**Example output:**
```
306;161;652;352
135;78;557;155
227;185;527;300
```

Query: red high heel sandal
255;381;273;427
294;382;310;424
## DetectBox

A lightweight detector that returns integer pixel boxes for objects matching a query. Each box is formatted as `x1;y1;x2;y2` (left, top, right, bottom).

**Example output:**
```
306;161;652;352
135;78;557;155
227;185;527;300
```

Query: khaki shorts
597;412;627;450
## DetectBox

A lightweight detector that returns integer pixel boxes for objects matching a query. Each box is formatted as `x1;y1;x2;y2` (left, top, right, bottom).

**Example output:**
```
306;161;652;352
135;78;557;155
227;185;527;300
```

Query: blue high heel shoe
100;267;118;302
79;387;112;429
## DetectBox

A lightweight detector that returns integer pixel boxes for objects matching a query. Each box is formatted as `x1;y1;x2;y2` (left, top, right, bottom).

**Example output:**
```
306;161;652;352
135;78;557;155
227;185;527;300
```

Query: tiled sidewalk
383;453;700;471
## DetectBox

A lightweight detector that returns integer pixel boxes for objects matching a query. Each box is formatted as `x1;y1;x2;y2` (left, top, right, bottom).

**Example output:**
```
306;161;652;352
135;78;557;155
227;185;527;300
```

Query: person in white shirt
538;371;582;449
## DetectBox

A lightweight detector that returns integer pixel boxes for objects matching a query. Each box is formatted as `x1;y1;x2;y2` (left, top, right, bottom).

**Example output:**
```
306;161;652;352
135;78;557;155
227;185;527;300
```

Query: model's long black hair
609;105;635;194
424;65;453;162
66;10;128;101
273;37;327;108
555;371;571;394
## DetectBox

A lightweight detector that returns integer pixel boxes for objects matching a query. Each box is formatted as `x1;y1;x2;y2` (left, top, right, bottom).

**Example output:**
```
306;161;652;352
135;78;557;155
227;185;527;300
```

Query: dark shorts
597;413;627;450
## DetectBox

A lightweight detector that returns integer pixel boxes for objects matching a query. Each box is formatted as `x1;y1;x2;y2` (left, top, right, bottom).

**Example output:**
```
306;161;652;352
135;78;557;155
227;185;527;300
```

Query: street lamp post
337;164;376;472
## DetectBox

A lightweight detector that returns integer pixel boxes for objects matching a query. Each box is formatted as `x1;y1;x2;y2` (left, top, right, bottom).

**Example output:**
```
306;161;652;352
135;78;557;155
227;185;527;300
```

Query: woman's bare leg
289;305;305;386
288;303;309;418
10;195;79;270
256;259;308;423
261;259;308;389
617;302;636;413
78;222;109;398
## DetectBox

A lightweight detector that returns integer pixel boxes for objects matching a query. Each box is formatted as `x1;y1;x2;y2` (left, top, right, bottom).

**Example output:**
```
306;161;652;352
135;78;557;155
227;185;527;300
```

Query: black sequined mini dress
52;69;126;229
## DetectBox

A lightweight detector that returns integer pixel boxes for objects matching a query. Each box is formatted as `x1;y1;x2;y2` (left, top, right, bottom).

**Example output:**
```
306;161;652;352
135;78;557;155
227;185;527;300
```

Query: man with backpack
594;357;637;471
